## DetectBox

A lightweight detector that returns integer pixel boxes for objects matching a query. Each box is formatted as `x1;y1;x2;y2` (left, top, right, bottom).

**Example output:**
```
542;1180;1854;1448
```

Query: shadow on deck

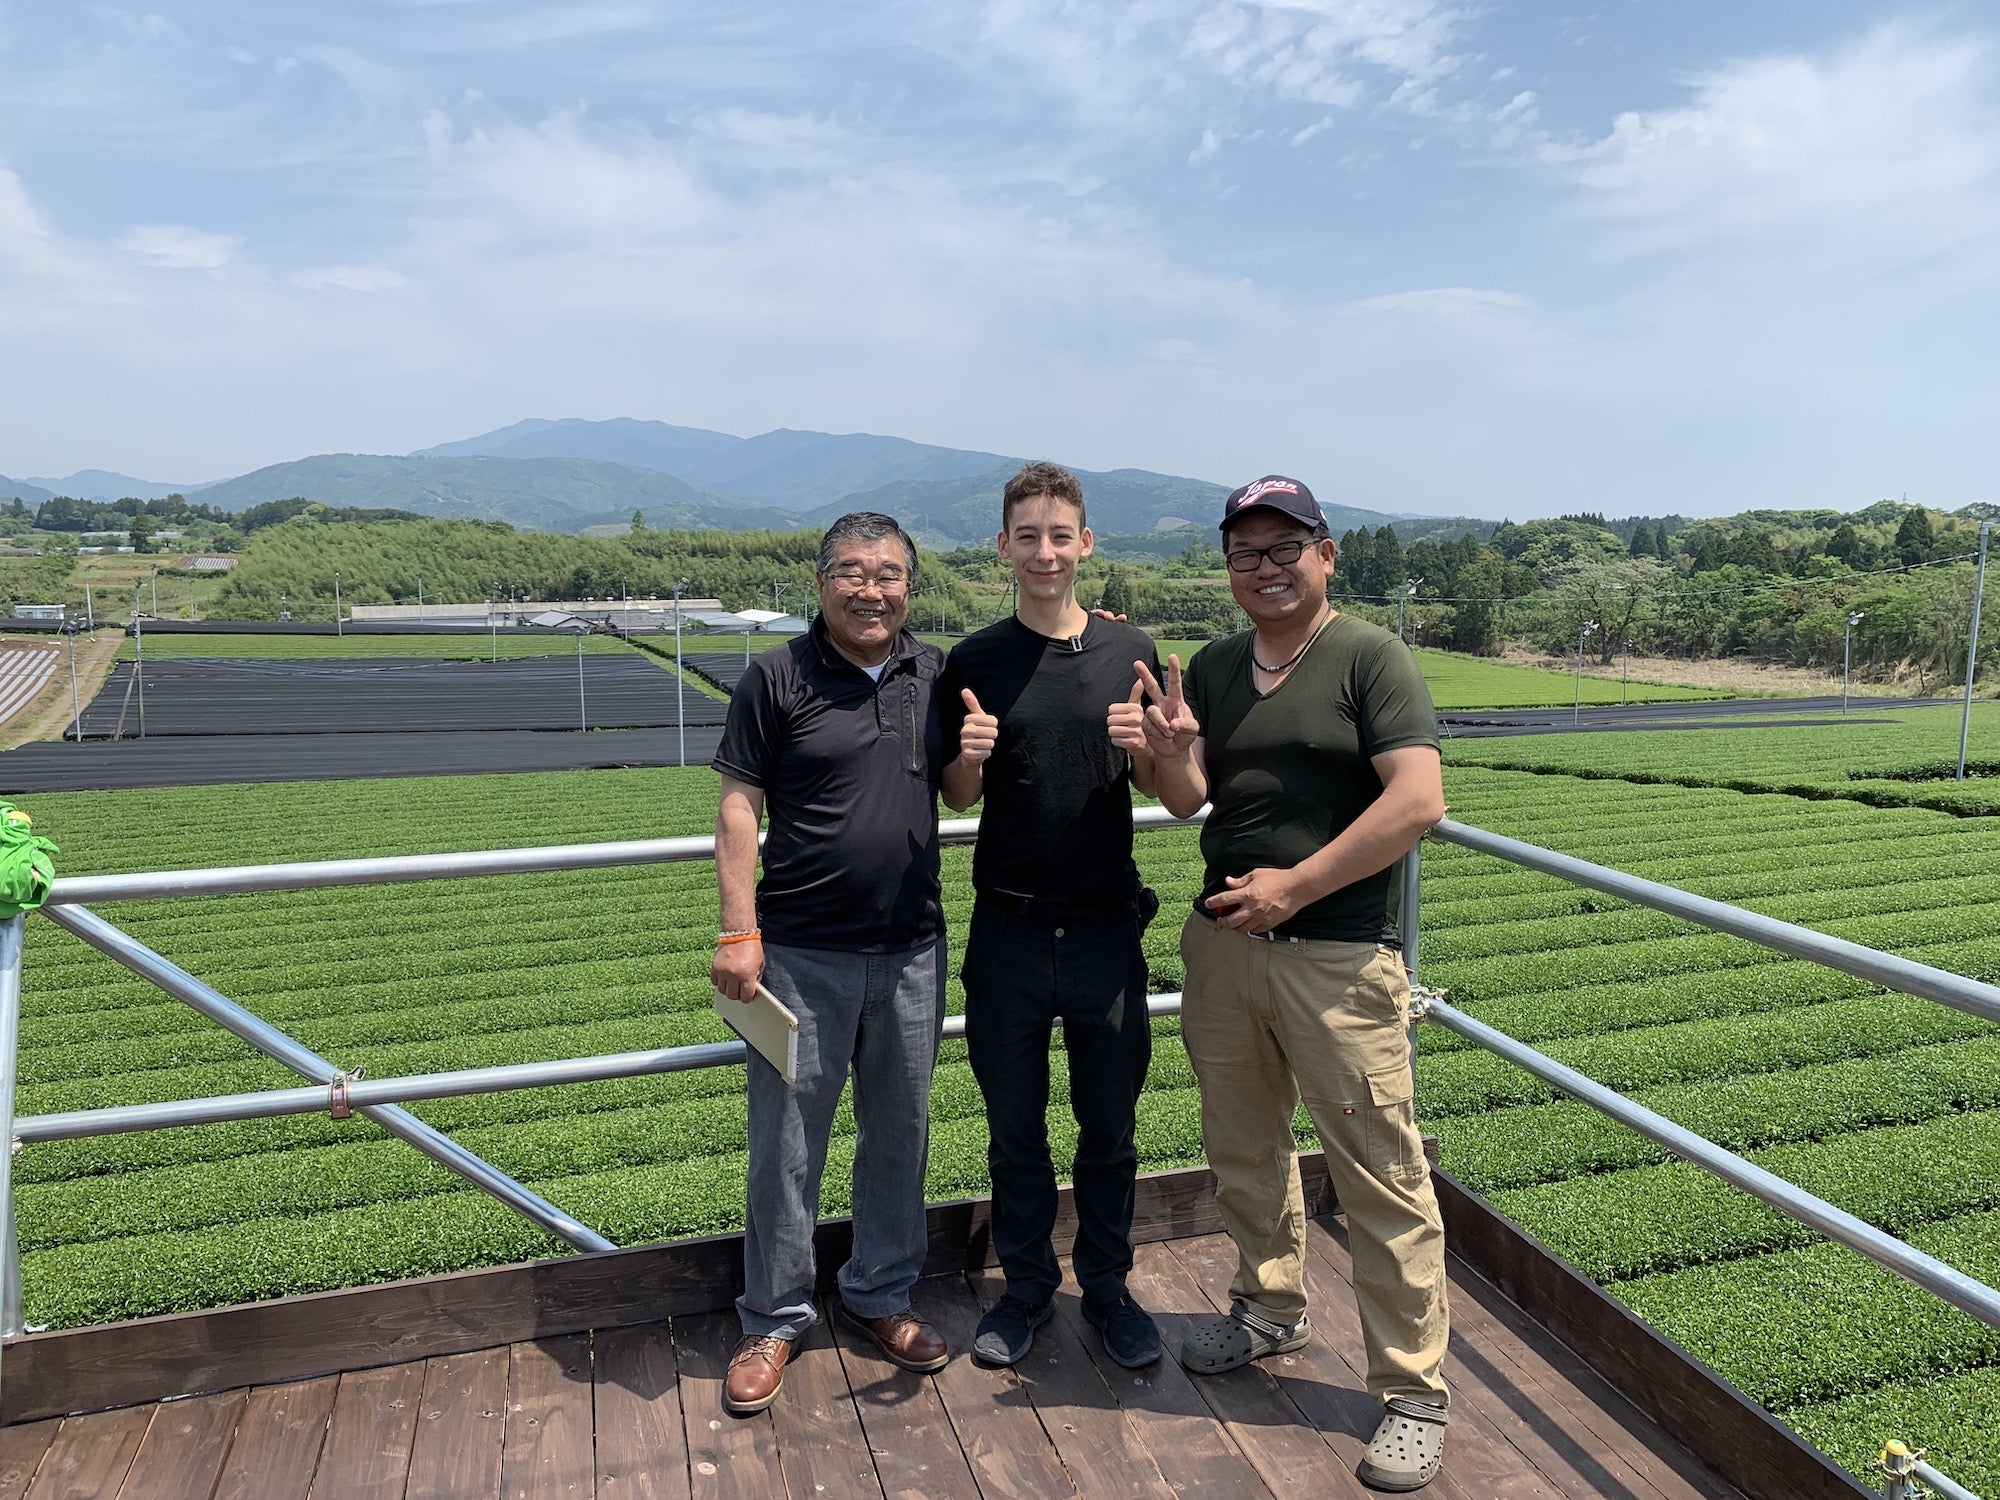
0;1160;1870;1499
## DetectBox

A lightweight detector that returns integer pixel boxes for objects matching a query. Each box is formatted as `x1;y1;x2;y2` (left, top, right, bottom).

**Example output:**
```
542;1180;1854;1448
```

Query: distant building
182;555;237;571
15;604;64;621
348;598;727;628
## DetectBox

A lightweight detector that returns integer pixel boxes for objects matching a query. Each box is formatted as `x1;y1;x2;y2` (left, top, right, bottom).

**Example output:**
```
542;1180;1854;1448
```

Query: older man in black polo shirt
709;511;951;1415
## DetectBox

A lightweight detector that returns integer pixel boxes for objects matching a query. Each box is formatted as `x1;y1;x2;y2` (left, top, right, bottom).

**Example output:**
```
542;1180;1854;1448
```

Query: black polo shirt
712;619;945;952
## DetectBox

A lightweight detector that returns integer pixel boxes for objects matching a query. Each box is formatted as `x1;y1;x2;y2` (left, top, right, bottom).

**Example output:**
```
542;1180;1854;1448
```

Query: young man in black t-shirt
939;462;1165;1370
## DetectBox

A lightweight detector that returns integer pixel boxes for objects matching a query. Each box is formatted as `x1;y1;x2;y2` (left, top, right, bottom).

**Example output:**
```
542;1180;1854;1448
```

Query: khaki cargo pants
1180;911;1450;1406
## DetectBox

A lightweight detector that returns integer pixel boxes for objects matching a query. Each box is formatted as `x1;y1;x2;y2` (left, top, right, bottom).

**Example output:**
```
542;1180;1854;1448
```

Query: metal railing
0;807;1993;1494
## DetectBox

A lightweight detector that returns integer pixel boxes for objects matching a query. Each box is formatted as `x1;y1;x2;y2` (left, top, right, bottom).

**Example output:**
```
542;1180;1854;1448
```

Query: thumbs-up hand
1107;676;1149;755
957;687;1000;767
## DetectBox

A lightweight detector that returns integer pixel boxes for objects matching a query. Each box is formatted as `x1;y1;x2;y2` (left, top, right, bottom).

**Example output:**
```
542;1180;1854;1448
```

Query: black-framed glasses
824;566;911;594
1225;539;1314;573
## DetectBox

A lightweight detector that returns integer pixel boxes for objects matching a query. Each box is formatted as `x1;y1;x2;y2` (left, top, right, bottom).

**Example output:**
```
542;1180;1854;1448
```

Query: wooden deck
0;1218;1749;1500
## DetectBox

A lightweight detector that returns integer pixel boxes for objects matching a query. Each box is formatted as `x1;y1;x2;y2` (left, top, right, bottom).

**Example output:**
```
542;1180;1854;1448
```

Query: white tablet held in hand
713;983;800;1084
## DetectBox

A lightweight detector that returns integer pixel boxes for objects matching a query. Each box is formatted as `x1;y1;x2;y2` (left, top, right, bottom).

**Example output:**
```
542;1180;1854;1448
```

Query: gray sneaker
972;1293;1054;1366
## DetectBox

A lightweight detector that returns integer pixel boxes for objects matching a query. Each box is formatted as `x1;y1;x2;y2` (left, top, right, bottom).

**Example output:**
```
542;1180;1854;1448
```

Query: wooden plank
966;1266;1179;1500
0;1419;59;1500
674;1311;787;1500
501;1335;595;1500
1160;1234;1379;1500
0;1160;1334;1426
115;1389;246;1500
313;1362;428;1500
1291;1217;1562;1500
594;1323;690;1500
21;1406;150;1500
763;1323;882;1500
826;1296;980;1500
1436;1253;1741;1500
1051;1246;1272;1499
209;1376;338;1500
911;1276;1078;1499
1431;1170;1868;1500
405;1348;509;1500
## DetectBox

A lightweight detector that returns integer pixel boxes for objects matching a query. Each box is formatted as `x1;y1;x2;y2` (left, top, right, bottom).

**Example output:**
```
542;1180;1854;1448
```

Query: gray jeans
737;938;946;1340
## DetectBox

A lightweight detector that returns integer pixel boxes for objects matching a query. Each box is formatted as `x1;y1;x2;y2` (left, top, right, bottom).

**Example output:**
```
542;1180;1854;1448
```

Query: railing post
0;914;25;1351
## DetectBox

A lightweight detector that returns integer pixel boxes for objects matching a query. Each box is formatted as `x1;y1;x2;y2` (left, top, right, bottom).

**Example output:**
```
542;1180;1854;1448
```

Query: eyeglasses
823;566;911;594
1224;539;1316;573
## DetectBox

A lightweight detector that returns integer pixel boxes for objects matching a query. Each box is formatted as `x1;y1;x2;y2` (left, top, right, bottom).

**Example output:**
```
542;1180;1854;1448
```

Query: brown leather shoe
837;1303;949;1372
723;1333;793;1414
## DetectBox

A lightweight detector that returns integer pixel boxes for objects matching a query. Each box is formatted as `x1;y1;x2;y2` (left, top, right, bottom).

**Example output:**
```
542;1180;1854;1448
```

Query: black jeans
962;898;1154;1308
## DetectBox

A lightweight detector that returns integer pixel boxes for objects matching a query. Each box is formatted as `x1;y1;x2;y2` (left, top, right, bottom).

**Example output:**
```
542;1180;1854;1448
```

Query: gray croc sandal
1177;1303;1311;1375
1358;1396;1449;1492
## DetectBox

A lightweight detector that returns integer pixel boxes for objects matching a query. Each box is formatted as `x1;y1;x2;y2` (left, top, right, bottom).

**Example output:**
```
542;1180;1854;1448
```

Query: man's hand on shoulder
1205;868;1307;935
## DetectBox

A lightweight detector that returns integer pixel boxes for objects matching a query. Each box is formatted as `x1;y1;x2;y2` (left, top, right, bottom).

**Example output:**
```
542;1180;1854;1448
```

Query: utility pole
674;578;688;768
491;581;500;663
1573;620;1597;726
1621;639;1632;706
65;624;80;741
150;569;159;619
133;612;146;739
1396;578;1421;641
84;583;93;629
334;571;342;637
1843;611;1865;712
1958;521;1994;780
575;625;589;733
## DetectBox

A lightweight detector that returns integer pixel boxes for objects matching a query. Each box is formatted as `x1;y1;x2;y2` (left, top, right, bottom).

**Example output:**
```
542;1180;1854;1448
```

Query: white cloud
1189;127;1223;164
1550;24;2000;269
1292;114;1336;145
291;264;411;293
1349;287;1528;316
119;223;243;269
979;0;1474;124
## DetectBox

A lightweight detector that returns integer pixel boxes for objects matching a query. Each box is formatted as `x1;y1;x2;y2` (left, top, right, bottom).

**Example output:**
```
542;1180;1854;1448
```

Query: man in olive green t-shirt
1117;475;1451;1494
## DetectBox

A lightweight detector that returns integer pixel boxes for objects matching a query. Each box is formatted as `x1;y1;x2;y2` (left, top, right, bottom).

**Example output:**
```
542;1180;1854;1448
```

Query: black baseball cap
1220;474;1325;532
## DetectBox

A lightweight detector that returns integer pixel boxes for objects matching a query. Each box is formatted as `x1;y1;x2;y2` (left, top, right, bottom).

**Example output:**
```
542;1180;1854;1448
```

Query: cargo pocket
1366;1065;1428;1189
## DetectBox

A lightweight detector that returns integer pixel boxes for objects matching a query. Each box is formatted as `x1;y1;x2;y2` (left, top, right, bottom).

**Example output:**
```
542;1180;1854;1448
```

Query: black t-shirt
940;615;1162;916
1185;614;1439;942
711;620;945;952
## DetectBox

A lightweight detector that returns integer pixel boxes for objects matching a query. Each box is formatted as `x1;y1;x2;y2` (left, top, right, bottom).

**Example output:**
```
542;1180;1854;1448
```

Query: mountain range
4;419;1490;546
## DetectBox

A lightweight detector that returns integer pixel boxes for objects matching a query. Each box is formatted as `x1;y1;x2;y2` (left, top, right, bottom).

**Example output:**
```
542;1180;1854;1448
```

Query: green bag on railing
0;804;57;920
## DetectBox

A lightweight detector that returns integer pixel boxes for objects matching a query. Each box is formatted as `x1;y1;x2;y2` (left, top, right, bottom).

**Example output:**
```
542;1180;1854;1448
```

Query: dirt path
1495;643;1919;699
0;631;124;750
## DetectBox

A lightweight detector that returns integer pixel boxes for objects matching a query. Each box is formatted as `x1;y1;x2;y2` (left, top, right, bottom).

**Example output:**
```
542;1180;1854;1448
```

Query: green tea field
7;700;1997;1489
1147;640;1730;709
1448;700;2000;817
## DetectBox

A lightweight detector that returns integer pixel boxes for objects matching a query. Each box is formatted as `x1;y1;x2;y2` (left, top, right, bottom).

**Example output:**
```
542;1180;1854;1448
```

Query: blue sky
2;2;1994;521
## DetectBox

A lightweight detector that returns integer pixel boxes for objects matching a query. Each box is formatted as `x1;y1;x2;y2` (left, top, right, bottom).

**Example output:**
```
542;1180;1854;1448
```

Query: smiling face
998;492;1093;606
816;535;912;667
1223;512;1335;628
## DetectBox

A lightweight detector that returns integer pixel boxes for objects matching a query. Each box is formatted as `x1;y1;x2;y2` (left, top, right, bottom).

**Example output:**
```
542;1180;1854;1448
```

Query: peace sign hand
1131;655;1199;759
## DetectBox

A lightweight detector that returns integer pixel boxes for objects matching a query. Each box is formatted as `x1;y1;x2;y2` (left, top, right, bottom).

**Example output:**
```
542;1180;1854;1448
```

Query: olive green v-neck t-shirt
1183;614;1439;942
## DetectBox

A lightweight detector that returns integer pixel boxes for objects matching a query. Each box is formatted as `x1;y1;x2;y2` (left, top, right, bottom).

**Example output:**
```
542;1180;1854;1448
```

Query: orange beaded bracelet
716;931;762;946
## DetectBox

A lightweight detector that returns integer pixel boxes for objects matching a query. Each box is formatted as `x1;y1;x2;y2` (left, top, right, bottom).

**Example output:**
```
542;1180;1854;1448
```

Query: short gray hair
816;512;920;581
